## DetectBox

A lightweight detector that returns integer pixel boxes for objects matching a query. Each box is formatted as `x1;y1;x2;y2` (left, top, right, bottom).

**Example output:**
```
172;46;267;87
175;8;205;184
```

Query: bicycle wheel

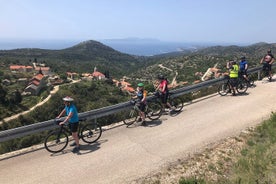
146;101;162;120
44;130;68;153
81;123;102;144
123;109;138;125
169;97;183;112
237;79;248;94
218;83;230;96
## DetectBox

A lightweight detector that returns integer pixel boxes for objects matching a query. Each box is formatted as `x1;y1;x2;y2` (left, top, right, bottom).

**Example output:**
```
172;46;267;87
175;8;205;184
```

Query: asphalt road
1;78;276;184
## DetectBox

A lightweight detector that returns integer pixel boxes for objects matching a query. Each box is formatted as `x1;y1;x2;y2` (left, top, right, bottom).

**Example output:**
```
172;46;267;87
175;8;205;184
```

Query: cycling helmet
240;56;246;60
62;96;74;102
158;74;164;80
137;83;144;87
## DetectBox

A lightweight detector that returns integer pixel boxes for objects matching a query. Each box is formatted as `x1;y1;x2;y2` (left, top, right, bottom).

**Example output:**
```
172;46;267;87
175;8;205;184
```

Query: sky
1;0;276;44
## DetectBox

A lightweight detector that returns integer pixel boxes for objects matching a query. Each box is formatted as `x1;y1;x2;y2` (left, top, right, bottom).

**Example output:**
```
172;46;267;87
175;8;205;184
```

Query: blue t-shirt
65;104;79;123
239;60;248;71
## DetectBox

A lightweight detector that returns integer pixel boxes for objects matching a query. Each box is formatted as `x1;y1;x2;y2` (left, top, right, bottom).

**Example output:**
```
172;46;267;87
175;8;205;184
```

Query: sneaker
72;146;80;153
170;106;176;111
70;142;76;147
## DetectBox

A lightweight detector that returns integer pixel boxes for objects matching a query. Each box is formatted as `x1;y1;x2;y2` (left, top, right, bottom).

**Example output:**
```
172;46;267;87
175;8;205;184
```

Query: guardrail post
258;71;261;80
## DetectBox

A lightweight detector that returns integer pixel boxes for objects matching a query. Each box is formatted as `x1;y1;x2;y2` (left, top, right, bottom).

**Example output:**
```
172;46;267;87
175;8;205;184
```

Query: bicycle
246;74;255;87
154;91;184;113
44;118;102;153
123;99;162;126
218;76;248;96
239;72;254;87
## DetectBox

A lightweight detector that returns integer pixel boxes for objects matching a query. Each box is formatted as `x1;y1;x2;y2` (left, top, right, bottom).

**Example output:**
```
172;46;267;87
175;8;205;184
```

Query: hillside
133;42;276;84
1;40;276;86
0;40;143;77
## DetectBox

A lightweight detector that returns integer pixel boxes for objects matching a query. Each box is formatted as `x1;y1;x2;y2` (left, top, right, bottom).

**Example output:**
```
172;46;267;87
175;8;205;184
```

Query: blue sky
1;0;276;44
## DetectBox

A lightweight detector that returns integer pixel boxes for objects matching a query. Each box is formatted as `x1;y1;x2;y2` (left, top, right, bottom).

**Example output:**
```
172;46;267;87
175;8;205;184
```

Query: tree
0;85;7;104
14;90;22;104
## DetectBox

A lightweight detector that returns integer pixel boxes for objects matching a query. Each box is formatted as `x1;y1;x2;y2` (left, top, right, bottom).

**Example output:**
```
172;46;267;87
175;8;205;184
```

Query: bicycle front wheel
218;83;230;96
81;123;102;144
146;101;162;120
169;97;183;112
123;109;138;126
44;130;68;153
237;80;248;94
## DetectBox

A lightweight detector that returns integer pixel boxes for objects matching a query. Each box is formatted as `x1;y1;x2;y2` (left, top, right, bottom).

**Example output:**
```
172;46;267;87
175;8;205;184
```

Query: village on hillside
3;61;228;97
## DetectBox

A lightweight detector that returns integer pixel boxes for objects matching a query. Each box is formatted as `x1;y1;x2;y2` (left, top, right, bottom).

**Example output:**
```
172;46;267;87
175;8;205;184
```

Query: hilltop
0;40;143;77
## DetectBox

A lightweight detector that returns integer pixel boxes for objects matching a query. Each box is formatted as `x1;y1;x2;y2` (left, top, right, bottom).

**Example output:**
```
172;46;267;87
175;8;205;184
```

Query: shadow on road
126;119;163;128
50;139;107;156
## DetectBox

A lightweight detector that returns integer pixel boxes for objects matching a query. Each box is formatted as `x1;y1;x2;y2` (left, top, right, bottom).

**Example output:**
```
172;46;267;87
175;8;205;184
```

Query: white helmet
62;96;74;102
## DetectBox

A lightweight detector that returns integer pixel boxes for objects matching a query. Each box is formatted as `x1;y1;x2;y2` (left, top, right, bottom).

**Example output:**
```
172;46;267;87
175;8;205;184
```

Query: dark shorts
229;78;238;87
160;92;169;104
239;70;247;76
68;122;79;133
137;102;146;112
263;62;271;71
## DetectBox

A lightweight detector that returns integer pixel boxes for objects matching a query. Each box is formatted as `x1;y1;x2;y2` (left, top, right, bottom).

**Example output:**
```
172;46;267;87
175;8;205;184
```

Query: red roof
92;71;105;77
34;74;44;80
31;80;40;86
10;65;33;70
35;67;50;71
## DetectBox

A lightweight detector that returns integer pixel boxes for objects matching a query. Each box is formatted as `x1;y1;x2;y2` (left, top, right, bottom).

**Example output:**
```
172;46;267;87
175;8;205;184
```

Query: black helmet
240;56;246;60
158;74;164;80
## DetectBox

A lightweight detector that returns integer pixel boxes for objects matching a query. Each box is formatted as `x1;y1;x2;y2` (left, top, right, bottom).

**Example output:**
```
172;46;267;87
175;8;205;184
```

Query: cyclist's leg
268;64;272;81
229;78;237;95
139;104;146;122
164;93;174;110
69;123;80;149
160;94;167;111
242;70;249;82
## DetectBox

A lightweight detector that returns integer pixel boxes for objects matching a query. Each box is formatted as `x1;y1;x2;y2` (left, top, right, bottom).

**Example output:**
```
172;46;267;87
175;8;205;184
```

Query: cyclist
260;49;274;81
156;74;175;113
239;56;249;82
57;96;80;153
227;61;239;96
133;83;147;126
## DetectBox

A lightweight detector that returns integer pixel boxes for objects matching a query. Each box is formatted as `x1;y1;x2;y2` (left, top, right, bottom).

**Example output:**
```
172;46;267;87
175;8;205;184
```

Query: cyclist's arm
141;91;147;103
260;57;264;64
245;63;248;70
155;83;161;91
57;108;65;119
270;57;274;65
60;111;73;125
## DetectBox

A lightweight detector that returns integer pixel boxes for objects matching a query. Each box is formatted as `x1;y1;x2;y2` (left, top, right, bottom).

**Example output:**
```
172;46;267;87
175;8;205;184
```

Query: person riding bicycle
239;56;249;83
57;96;80;153
133;83;147;126
260;49;274;81
227;60;239;96
156;74;175;113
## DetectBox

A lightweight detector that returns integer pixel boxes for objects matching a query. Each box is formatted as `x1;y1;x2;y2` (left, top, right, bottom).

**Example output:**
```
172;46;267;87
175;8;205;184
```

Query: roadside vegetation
137;113;276;184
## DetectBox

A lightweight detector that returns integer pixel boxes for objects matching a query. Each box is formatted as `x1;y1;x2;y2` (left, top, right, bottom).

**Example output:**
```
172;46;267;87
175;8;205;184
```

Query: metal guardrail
0;65;269;142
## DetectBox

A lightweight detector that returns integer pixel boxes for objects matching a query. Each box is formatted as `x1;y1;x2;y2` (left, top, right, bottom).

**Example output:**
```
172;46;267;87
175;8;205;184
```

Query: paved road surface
1;79;276;184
